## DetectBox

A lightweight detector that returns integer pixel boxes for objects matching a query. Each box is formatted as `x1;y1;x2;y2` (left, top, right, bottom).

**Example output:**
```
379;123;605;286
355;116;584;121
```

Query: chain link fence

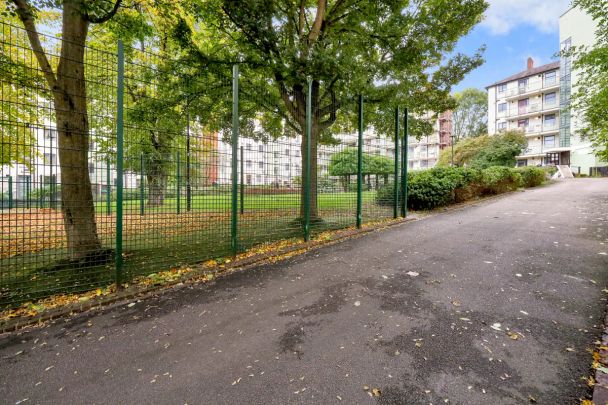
0;22;410;308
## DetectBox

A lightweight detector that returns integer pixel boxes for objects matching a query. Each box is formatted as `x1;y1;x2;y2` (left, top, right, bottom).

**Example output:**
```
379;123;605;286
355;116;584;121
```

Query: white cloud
481;0;571;35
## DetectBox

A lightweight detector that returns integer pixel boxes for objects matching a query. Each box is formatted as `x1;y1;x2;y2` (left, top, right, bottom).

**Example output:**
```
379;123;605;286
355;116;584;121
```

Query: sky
452;0;572;92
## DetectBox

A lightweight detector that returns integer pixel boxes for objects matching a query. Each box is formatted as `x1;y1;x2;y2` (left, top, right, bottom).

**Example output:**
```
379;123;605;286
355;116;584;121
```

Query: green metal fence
0;22;409;308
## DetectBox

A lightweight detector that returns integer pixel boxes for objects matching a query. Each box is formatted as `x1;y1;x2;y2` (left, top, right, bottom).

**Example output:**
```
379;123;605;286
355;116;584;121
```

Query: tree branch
10;0;57;90
307;0;326;45
84;0;123;24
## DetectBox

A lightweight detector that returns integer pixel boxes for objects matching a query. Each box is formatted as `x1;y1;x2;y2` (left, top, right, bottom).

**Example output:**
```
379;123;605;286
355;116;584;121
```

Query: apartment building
487;58;562;167
1;125;140;202
216;112;451;186
559;6;606;173
408;111;453;170
485;6;606;173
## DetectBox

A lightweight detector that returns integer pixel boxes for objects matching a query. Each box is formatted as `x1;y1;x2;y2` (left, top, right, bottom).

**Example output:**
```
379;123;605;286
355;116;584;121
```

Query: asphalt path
1;179;607;405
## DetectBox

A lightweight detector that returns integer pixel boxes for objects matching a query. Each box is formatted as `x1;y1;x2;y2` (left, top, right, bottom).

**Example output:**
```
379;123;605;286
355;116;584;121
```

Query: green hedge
375;166;544;210
513;167;545;188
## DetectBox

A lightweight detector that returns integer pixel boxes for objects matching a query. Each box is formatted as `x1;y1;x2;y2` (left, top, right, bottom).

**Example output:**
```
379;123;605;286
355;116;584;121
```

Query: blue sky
452;0;572;92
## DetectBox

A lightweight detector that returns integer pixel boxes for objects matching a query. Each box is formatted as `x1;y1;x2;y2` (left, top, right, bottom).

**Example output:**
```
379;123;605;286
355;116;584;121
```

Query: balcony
508;102;560;119
510;122;560;136
504;81;560;100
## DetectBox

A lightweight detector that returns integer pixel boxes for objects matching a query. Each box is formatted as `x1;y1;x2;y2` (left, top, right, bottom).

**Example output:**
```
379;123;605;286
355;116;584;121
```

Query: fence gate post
176;151;181;214
140;154;145;216
356;95;364;228
7;175;12;209
186;107;192;212
401;108;408;217
106;158;111;215
303;78;312;241
231;64;240;255
393;107;400;218
115;40;125;286
240;145;244;215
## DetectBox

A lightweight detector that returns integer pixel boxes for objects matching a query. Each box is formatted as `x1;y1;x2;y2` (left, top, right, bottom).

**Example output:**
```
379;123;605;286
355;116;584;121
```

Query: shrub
481;167;521;194
513;167;545;188
407;169;458;210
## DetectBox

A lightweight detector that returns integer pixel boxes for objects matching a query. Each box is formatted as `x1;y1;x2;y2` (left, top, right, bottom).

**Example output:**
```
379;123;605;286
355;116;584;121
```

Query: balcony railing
508;102;559;117
503;80;560;98
510;123;559;134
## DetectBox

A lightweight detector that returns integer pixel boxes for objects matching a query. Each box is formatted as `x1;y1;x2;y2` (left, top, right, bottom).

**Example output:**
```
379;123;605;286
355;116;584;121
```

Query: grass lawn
95;191;377;213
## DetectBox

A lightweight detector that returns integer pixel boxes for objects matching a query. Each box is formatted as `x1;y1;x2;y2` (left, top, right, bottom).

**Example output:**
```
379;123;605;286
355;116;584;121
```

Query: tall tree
452;88;487;140
8;0;122;261
568;0;608;161
437;131;526;168
186;0;487;220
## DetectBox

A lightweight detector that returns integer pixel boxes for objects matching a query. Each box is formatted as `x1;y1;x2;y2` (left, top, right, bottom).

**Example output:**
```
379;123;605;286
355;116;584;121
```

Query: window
88;162;95;174
518;78;528;89
545;70;557;86
256;175;262;183
44;153;57;165
246;143;252;150
497;103;507;113
273;166;279;175
408;146;415;155
295;150;300;157
408;161;414;169
420;160;428;168
544;92;556;106
497;122;507;131
273;151;279;158
497;84;507;93
285;148;290;156
516;160;527;167
258;145;264;152
544;114;556;128
258;161;263;169
544;135;555;147
44;128;57;139
284;163;289;171
246;160;252;168
517;119;529;129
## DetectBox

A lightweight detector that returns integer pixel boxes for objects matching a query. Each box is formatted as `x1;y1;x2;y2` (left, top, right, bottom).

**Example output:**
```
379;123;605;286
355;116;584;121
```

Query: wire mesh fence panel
0;22;117;306
120;46;234;278
235;72;305;248
312;95;360;236
361;105;398;223
0;22;411;308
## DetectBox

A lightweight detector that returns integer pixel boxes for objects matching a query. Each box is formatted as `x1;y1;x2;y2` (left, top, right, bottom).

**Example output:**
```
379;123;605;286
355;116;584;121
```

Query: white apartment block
486;6;606;174
216;113;450;186
487;59;562;167
1;125;140;202
559;6;607;174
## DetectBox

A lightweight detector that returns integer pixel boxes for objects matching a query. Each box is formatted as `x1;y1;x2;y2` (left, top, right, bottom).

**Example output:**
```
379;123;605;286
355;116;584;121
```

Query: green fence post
7;175;12;209
27;176;31;209
240;145;244;215
186;108;192;212
39;175;43;208
106;159;111;215
176;151;181;214
231;64;239;255
140;154;145;216
393;106;399;219
401;108;408;217
356;95;363;229
303;78;312;241
115;40;125;286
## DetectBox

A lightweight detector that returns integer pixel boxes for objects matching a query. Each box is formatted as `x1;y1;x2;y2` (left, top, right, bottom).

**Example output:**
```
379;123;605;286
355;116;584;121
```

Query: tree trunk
54;7;101;259
146;158;168;207
299;125;319;219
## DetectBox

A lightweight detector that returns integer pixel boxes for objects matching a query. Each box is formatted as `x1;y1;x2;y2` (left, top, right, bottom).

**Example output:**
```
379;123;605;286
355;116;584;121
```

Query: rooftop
486;60;560;89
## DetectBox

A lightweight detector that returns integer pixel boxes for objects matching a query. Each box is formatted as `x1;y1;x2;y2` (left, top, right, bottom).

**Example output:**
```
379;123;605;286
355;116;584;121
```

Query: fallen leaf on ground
406;271;419;277
490;323;502;331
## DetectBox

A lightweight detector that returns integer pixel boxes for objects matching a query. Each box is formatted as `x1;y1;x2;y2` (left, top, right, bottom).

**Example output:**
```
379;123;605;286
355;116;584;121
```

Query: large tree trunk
146;158;168;207
54;5;101;259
